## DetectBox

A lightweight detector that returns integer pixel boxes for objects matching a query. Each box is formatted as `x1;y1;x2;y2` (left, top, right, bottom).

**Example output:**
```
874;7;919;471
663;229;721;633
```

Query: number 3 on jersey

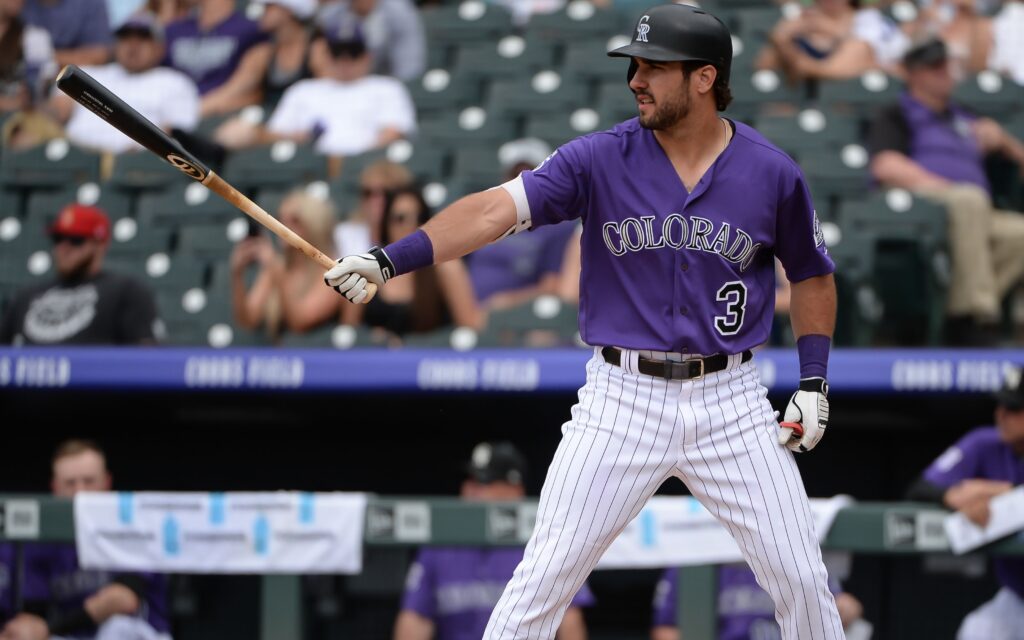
714;281;747;335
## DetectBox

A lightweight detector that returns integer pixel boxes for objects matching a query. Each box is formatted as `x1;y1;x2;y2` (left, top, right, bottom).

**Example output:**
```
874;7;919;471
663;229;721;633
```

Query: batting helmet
608;4;733;86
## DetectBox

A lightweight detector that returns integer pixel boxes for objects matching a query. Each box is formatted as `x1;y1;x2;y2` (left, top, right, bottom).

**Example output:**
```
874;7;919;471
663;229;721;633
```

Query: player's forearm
392;610;434;640
84;583;141;623
422;189;517;265
555;607;588;640
788;273;836;339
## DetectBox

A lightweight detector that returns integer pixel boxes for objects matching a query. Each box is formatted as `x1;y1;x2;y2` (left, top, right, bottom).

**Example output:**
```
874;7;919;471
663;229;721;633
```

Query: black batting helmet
608;3;733;86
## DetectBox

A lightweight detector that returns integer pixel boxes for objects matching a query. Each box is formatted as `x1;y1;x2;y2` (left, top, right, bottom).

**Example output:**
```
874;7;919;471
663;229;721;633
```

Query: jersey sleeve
651;568;677;627
922;429;989;489
774;167;835;283
520;137;591;228
399;549;436;620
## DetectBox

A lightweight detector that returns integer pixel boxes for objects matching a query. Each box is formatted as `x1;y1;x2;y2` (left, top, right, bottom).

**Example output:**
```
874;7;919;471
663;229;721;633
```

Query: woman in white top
0;0;55;112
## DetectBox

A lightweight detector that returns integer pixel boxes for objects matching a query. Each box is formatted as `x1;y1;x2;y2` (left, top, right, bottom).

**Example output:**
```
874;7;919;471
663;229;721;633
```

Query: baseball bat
54;64;376;300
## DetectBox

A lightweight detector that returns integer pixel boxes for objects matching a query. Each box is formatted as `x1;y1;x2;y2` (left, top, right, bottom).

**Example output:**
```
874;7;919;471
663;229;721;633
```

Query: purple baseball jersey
923;426;1024;599
163;11;267;94
22;543;170;634
520;118;833;354
468;222;577;303
0;543;14;624
652;565;840;640
401;547;595;640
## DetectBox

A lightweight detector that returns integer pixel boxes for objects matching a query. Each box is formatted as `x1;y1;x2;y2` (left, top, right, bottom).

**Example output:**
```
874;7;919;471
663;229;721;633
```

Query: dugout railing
1;496;1023;640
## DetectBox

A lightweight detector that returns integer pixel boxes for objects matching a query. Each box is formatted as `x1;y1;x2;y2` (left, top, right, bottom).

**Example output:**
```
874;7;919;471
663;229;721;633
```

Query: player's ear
696;64;717;95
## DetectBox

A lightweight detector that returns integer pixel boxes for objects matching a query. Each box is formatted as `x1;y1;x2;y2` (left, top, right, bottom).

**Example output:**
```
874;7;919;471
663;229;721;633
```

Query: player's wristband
381;229;434;277
797;334;830;380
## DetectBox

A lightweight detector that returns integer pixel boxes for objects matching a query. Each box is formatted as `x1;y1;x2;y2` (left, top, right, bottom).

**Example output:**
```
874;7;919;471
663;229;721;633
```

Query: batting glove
779;377;829;452
323;247;394;304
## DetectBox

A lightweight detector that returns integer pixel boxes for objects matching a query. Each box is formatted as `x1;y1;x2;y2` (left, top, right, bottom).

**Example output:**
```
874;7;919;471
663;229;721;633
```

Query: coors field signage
74;492;367;573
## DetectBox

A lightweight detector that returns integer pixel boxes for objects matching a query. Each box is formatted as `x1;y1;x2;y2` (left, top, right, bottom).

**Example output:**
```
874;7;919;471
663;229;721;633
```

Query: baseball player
325;4;842;638
394;442;594;640
906;365;1024;640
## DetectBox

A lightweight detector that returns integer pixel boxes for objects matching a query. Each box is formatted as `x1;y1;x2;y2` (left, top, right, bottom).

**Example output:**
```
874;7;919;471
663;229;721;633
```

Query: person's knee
944;185;991;214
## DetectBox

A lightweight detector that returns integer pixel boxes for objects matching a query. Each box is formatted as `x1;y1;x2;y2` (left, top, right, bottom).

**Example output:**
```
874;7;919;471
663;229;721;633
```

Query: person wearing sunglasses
0;204;161;345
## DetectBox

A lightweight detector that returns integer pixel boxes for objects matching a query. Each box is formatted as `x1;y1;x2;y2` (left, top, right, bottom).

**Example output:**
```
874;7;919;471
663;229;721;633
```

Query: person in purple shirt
907;365;1024;640
163;0;268;95
466;138;579;310
24;0;111;67
650;564;863;640
0;440;170;640
326;5;843;638
867;37;1024;346
394;442;594;640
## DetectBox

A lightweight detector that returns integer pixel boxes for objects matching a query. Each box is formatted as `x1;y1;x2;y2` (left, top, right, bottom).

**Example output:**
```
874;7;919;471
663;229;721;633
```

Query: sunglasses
51;234;88;246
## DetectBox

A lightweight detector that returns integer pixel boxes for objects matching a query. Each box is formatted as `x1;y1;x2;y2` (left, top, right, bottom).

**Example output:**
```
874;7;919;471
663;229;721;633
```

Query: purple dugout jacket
923;427;1024;599
520;118;833;355
401;547;595;640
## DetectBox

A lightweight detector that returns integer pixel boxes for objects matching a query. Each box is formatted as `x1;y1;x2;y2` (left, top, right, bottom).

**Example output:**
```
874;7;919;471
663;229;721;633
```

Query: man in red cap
0;204;161;345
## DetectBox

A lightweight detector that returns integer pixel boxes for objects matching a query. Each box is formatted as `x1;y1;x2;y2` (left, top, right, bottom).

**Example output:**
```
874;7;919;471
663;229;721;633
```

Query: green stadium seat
177;222;236;259
136;182;239;227
107;151;189;191
728;69;805;120
422;3;514;46
450;147;504;187
453;36;556;82
527;3;623;42
112;251;207;293
479;297;580;347
952;72;1024;119
756;111;860;159
801;146;871;219
221;142;327;192
24;184;133;222
485;74;590;119
524;108;605;148
106;224;173;260
0;139;101;189
839;191;949;345
405;69;482;115
381;140;447;185
829;230;881;346
595;79;638;125
816;73;903;113
730;6;783;41
0;246;52;291
417;108;519;149
562;36;633;83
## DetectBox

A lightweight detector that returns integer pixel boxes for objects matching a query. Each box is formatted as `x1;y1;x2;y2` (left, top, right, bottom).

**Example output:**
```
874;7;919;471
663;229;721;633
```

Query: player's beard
637;72;693;130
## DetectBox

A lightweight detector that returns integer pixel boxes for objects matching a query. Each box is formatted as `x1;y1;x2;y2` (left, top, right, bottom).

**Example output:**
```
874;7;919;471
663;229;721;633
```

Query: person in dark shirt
0;204;162;345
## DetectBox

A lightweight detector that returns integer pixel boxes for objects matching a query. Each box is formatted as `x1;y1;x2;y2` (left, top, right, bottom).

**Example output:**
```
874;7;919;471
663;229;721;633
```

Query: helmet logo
636;15;650;43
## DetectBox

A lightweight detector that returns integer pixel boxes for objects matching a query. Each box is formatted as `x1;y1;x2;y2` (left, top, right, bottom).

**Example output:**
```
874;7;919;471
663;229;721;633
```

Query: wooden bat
54;64;377;301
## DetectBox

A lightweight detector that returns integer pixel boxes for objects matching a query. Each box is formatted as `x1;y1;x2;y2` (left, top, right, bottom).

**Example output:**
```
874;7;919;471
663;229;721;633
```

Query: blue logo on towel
254;515;269;556
163;515;180;556
118;493;134;525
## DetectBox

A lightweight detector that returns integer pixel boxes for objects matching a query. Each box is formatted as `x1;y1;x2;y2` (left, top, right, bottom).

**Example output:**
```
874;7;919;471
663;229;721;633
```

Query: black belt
601;346;752;381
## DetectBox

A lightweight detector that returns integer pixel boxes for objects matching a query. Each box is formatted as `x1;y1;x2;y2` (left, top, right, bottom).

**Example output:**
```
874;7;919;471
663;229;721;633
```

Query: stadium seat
417;108;519;149
485;74;590;119
524;108;605;148
24;183;133;222
839;191;949;345
0;139;101;189
405;69;482;115
450;147;504;187
801;146;872;220
527;3;623;42
952;73;1024;119
728;69;805;123
479;297;580;347
816;74;904;113
562;36;633;83
107;151;189;191
121;251;208;293
595;79;638;125
829;230;881;347
177;222;237;260
220;142;327;192
756;111;860;159
136;182;240;227
421;3;514;46
106;225;174;261
453;36;556;82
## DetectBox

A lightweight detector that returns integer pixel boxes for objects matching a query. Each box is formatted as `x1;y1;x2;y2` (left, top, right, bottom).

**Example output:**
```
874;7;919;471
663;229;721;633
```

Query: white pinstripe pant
484;349;845;639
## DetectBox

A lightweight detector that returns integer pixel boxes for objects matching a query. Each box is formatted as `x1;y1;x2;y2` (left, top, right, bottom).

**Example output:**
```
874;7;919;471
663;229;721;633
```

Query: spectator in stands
48;11;199;155
316;0;425;81
905;0;992;81
867;37;1024;346
333;159;413;257
24;0;111;67
0;204;162;346
759;0;908;81
342;184;484;338
163;0;268;95
485;0;564;27
146;0;191;25
199;0;318;117
230;189;342;339
0;544;13;627
466;138;576;310
0;0;56;114
650;564;865;640
988;0;1024;86
214;18;416;158
905;365;1024;640
394;441;593;640
0;440;171;640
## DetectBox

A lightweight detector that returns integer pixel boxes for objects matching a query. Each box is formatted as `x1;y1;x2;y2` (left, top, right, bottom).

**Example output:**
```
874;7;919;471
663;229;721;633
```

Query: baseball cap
996;365;1024;411
48;204;111;242
114;11;164;42
903;37;947;69
466;442;527;486
498;138;552;173
255;0;317;21
322;16;368;58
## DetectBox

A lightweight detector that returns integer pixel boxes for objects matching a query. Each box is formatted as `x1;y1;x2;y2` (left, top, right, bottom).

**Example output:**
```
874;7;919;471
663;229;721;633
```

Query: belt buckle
684;357;705;381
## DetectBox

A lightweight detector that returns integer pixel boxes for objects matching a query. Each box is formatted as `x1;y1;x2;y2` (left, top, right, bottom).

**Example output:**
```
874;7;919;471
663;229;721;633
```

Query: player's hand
323;247;393;304
779;377;829;452
0;614;49;640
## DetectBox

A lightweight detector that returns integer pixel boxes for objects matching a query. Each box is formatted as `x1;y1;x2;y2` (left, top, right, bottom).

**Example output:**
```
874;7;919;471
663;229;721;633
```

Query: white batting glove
779;377;829;452
323;247;394;304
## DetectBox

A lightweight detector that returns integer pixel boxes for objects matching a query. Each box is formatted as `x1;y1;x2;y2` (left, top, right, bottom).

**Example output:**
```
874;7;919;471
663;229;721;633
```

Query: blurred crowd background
1;0;1023;351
